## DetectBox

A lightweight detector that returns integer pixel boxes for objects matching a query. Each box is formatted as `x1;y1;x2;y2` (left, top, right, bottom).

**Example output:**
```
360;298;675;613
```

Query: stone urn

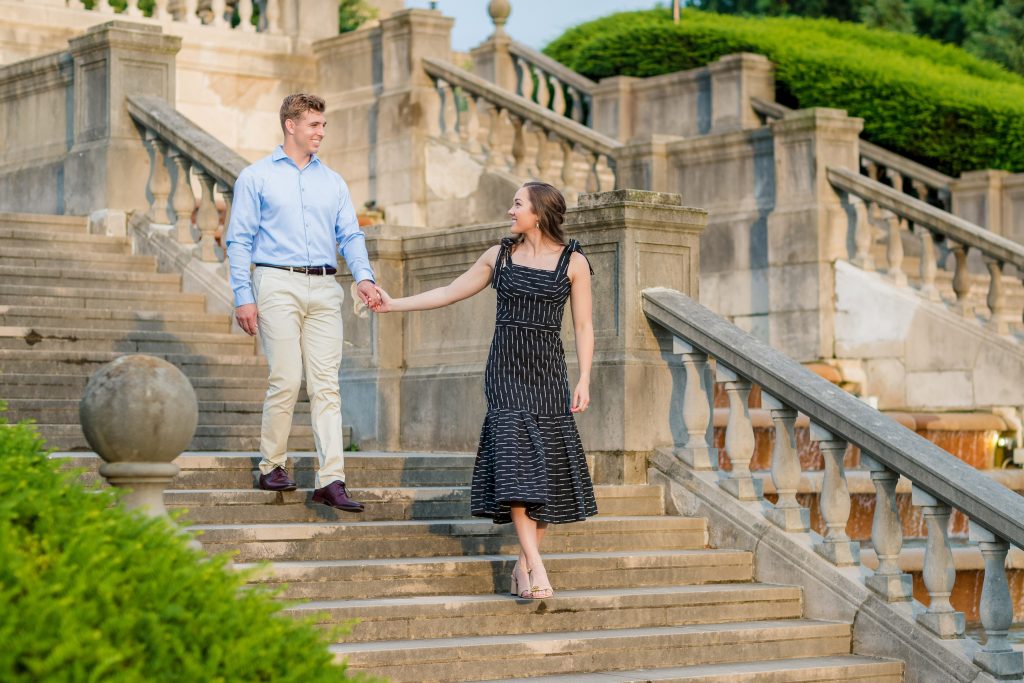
80;354;198;517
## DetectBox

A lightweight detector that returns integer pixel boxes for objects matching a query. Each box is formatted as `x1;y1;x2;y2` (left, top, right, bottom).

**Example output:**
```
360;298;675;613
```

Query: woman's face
508;187;539;235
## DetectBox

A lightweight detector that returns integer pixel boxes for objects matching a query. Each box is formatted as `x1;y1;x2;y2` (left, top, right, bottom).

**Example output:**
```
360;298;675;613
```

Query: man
226;93;380;512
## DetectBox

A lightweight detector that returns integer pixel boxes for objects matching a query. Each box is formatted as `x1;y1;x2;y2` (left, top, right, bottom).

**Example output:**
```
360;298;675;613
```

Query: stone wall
952;169;1024;245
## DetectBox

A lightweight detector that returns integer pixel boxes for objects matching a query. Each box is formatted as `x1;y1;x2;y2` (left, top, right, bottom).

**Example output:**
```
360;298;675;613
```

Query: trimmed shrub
544;9;1024;176
0;404;364;683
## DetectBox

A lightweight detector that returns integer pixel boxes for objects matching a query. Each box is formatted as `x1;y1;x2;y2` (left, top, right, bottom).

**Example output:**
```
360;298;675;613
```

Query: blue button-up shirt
225;146;375;307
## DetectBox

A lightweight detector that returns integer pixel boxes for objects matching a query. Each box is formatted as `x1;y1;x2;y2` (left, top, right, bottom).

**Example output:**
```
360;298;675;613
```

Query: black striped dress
470;237;599;525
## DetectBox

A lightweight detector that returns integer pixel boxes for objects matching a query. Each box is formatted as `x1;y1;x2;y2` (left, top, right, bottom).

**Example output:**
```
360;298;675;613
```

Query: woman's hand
372;285;393;313
571;380;590;414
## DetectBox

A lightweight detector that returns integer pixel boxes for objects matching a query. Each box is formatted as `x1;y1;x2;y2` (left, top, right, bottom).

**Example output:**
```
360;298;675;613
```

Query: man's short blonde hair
279;94;326;133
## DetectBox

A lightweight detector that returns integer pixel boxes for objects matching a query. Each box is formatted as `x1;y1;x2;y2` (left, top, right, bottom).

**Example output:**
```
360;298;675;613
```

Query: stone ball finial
80;355;197;517
488;0;510;34
81;354;198;463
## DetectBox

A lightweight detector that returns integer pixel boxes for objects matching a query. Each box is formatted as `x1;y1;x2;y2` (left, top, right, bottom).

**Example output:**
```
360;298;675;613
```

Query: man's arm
334;180;379;307
225;171;260;335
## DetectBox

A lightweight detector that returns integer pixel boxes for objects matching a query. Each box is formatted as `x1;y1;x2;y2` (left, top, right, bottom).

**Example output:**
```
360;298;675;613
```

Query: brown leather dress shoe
311;481;364;512
258;466;297;492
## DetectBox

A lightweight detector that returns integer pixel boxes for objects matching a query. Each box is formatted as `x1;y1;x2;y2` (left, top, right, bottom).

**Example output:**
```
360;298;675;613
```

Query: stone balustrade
126;94;248;264
507;40;595;126
64;0;279;33
828;166;1024;336
421;57;620;201
643;286;1024;679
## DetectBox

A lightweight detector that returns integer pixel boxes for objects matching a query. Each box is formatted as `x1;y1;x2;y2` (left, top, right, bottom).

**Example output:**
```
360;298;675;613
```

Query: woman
372;181;597;599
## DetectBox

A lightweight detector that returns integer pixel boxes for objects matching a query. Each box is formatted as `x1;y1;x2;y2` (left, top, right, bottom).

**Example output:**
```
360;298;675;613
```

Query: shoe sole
310;493;364;512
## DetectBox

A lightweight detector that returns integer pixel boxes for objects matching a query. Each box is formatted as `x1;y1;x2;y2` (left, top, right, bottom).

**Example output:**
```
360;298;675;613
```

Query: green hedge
543;9;1024;176
0;405;364;683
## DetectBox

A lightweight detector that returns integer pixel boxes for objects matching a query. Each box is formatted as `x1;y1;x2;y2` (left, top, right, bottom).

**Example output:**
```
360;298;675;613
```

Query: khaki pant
253;266;346;488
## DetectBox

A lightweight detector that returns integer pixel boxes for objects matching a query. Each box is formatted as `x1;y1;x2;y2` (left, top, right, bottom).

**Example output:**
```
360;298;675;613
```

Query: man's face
287;109;326;157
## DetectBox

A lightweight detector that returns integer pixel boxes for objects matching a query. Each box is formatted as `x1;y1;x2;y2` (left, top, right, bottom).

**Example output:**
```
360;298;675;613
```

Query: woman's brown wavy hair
512;181;567;247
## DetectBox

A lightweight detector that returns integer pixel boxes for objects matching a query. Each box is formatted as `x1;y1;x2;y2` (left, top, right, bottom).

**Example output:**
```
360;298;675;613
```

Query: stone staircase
0;212;321;451
56;450;904;682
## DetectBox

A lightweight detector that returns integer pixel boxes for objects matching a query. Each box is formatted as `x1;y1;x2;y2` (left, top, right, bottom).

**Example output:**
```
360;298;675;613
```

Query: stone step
0;350;266;378
190;516;708;562
0;373;266;400
0;326;256;355
0;265;183;292
56;451;472;489
166;484;663;523
479;655;903;682
0;212;88;234
0;226;131;254
0;306;231;334
0;246;157;270
290;584;803;642
332;620;852;683
38;423;320;452
238;549;755;601
4;398;308;427
0;284;208;313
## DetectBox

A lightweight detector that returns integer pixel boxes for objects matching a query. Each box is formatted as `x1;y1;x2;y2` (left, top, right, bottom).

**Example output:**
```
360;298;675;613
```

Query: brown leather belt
255;263;337;276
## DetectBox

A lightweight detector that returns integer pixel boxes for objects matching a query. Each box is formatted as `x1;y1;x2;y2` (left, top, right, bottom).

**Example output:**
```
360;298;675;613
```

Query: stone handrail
643;286;1024;678
422;57;620;199
751;97;953;210
65;0;278;33
507;40;595;125
126;94;247;263
828;165;1024;334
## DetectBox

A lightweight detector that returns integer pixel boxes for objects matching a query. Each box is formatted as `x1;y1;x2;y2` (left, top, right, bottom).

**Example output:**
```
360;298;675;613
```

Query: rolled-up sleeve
335;179;375;284
225;170;260;307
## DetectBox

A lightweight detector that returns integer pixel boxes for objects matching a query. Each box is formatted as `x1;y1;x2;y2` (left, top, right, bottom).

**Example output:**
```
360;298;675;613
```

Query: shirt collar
272;145;320;168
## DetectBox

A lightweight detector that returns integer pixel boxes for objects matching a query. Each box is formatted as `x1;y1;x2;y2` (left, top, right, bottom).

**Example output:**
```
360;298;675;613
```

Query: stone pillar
766;108;862;361
64;21;181;215
80;355;197;518
951;169;1007;236
590;76;638;142
566;189;707;483
615;134;681;193
707;52;774;134
470;0;516;92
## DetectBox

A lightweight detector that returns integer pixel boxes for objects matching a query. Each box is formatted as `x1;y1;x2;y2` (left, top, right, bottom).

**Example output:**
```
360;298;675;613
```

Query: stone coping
711;408;1007;432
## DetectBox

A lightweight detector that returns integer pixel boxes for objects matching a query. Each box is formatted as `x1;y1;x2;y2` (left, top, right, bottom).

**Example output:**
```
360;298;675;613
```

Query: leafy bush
544;9;1024;175
0;404;362;683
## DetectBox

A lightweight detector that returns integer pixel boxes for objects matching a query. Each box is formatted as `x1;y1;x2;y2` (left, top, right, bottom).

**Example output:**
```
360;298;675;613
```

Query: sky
403;0;663;52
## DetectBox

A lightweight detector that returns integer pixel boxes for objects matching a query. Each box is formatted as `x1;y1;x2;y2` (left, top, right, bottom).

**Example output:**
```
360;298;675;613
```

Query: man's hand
356;280;382;309
235;303;259;336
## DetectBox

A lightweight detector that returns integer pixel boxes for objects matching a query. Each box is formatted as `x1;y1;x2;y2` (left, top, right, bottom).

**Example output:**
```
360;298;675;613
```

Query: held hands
356;280;382;309
370;285;393;313
571;380;590;414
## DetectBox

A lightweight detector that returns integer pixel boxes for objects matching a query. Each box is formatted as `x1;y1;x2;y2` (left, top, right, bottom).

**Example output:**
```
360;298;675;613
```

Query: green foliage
339;0;378;34
964;0;1024;74
0;406;363;683
544;9;1024;175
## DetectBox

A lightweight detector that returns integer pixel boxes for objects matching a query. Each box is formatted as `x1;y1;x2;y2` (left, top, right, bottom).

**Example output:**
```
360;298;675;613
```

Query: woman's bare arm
377;245;500;312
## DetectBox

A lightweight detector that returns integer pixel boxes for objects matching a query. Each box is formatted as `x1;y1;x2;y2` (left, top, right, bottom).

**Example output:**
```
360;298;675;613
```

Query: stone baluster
438;80;459;144
97;0;115;14
886;214;908;287
534;68;552;110
550;76;567;118
949;241;973;318
910;179;929;204
916;225;941;302
672;338;716;470
152;0;170;19
565;85;585;124
461;95;483;156
969;522;1024;678
144;130;173;224
595;154;616;192
560;138;581;200
167;148;196;245
861;454;912;601
885;168;905;195
510;114;528;177
850;197;875;271
809;425;859;565
515;56;535;102
761;393;808;531
193;167;220;262
986;258;1010;335
218;182;233;250
716;366;762;501
208;0;227;26
181;0;200;24
264;0;281;33
125;0;144;17
529;123;552;181
424;78;443;139
238;0;255;32
488;107;515;172
911;486;965;638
